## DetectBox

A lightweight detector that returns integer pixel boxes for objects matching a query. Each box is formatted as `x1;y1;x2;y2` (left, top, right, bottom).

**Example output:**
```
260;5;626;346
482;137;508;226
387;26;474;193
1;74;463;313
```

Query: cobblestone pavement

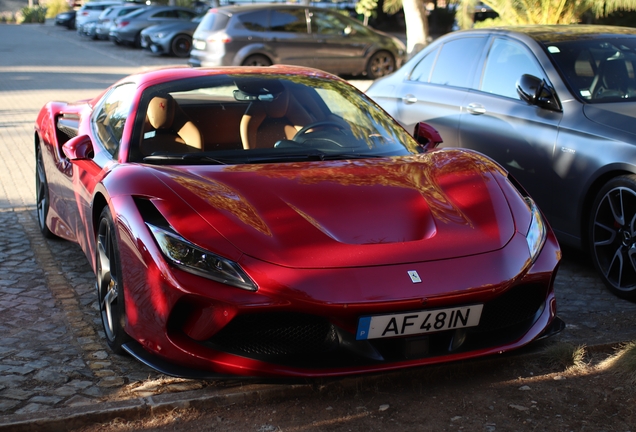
0;20;635;426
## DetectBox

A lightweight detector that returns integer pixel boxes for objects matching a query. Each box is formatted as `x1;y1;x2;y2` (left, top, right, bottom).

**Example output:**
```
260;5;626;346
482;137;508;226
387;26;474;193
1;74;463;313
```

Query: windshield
545;37;636;103
130;74;419;164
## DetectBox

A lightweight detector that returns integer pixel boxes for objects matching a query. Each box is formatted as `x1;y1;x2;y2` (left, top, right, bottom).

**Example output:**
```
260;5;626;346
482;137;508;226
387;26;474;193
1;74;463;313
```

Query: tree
467;0;636;26
384;0;429;57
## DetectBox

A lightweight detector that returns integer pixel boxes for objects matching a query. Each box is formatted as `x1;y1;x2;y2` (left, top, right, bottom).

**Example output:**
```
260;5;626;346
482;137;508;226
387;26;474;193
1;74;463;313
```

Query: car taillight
207;34;231;44
118;20;129;27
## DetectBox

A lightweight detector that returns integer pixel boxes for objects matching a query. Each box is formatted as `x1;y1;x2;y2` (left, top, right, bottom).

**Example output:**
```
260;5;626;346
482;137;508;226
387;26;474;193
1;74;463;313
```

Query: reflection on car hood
583;102;636;136
150;150;515;268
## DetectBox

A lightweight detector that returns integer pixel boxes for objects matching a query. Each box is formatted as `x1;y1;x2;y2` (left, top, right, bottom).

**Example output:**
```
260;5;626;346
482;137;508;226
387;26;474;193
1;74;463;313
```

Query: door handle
402;94;417;104
466;103;486;115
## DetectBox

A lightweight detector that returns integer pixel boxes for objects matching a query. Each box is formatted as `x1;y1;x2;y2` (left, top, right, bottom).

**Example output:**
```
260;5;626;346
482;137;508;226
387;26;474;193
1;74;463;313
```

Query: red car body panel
34;65;562;378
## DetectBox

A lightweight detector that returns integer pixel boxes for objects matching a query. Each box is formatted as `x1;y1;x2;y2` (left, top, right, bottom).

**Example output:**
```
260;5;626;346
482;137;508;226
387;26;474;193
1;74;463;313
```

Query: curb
0;339;629;432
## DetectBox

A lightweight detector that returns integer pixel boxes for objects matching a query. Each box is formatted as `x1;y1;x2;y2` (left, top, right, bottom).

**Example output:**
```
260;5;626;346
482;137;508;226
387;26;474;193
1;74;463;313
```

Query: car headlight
147;223;257;291
525;197;546;262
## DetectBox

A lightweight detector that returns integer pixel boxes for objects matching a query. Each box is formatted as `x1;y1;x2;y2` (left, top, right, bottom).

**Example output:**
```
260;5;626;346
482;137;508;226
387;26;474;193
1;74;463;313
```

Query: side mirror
413;122;443;151
62;135;94;160
517;74;561;111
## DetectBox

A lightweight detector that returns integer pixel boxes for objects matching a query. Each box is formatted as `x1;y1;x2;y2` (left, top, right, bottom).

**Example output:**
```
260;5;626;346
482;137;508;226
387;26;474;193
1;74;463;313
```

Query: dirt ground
76;341;635;432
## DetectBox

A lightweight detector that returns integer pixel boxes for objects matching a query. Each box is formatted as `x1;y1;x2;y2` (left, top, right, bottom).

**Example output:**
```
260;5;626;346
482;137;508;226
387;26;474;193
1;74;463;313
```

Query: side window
429;37;487;88
481;38;544;99
409;46;439;83
236;10;268;31
310;10;348;35
269;9;308;33
92;83;135;158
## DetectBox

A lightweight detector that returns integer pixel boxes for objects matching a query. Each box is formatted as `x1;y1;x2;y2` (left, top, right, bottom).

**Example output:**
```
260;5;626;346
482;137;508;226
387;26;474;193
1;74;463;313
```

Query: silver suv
188;4;405;79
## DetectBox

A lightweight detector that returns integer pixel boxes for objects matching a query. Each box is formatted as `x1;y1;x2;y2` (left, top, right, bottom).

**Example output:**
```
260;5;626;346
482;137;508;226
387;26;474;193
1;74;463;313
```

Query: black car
55;10;76;29
368;25;636;301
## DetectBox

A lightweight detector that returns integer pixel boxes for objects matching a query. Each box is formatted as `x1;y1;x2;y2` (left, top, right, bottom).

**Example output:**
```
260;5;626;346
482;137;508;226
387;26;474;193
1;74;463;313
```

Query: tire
35;146;56;239
96;207;131;354
241;54;272;67
133;32;142;48
170;34;192;58
366;51;396;80
589;174;636;301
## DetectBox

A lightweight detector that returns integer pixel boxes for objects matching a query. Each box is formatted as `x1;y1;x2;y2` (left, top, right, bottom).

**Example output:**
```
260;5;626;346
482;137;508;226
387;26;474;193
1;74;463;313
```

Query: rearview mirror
413;122;443;151
62;135;94;160
517;74;561;111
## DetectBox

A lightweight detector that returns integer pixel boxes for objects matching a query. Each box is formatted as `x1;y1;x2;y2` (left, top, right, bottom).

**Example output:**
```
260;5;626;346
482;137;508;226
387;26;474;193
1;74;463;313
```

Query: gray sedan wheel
171;34;192;58
96;207;131;353
590;175;636;301
241;54;272;67
366;51;395;80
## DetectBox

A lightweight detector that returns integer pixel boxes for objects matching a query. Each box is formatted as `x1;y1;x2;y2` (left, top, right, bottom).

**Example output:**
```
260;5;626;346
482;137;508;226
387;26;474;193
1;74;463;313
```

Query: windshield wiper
143;154;228;165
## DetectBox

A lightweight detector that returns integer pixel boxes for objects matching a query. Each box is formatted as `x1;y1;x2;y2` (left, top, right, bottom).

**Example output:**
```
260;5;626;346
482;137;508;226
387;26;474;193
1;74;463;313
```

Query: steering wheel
292;121;347;142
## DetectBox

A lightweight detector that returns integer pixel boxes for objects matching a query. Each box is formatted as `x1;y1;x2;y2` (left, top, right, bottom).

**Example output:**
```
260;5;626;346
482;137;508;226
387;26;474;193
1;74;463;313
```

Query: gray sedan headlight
147;224;257;291
525;197;546;262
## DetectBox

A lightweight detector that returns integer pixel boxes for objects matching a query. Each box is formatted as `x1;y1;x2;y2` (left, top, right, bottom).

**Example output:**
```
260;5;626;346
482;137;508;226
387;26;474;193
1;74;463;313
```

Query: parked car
188;4;406;79
367;25;636;301
93;4;146;40
140;14;202;57
55;9;76;29
75;1;123;34
109;5;199;47
34;65;562;377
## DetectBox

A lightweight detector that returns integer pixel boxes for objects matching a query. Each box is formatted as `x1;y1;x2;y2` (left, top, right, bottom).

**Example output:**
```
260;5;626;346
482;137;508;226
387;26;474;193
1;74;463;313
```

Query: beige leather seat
141;94;203;155
239;91;298;150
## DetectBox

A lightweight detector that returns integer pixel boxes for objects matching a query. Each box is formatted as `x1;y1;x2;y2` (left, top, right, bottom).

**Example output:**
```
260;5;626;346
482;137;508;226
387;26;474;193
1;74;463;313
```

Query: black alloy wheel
241;54;272;67
35;146;55;239
171;34;192;58
590;175;636;301
96;207;131;353
366;51;396;80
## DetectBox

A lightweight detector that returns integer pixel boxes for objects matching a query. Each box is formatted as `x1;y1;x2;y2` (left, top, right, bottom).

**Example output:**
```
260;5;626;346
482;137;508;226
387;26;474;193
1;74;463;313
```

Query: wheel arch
92;192;109;239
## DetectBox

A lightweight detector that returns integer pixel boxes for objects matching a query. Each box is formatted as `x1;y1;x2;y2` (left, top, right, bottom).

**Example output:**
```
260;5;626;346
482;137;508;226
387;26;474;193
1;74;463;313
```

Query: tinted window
430;37;486;88
409;46;439;83
481;38;544;99
93;83;135;158
270;9;307;33
237;10;268;32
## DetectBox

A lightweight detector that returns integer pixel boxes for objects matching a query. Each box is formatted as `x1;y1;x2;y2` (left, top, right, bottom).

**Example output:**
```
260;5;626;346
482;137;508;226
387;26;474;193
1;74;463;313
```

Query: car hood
148;150;515;268
583;102;636;135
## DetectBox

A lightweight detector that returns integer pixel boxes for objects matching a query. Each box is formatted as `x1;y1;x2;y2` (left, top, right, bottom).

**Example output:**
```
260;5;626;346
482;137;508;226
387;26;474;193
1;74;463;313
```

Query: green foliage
0;11;16;23
44;0;70;18
17;5;47;24
594;8;636;27
356;0;378;20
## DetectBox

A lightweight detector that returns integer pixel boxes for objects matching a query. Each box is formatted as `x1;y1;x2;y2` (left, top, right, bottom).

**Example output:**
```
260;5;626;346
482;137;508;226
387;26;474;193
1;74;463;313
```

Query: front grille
476;283;546;333
207;312;339;357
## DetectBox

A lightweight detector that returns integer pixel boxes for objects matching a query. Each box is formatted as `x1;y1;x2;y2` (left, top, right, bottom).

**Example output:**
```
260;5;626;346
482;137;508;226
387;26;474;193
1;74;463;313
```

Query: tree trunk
402;0;429;57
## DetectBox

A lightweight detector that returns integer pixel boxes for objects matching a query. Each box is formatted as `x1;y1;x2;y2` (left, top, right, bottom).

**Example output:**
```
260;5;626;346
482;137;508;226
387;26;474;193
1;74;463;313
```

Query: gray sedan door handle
402;94;418;104
466;103;486;115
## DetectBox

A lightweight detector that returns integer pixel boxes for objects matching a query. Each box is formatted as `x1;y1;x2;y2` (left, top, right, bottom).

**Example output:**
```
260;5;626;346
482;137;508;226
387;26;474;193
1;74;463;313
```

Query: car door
456;37;563;220
265;8;315;68
308;9;367;74
394;36;488;145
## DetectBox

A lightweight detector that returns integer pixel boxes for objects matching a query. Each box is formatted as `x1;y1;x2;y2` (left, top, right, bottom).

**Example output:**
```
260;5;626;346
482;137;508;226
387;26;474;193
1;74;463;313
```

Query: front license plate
356;304;483;340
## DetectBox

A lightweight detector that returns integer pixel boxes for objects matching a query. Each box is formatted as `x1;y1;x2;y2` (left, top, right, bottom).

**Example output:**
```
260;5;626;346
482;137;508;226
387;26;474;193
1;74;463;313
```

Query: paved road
0;20;635;428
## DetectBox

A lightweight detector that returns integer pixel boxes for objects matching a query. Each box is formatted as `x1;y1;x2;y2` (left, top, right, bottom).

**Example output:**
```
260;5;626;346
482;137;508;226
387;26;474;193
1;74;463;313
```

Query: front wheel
171;34;192;58
366;51;395;80
96;207;131;353
589;175;636;301
241;54;272;67
35;146;56;239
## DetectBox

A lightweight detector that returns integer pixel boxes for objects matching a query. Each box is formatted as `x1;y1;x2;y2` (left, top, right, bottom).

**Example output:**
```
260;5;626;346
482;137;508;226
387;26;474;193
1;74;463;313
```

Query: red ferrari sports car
34;65;564;378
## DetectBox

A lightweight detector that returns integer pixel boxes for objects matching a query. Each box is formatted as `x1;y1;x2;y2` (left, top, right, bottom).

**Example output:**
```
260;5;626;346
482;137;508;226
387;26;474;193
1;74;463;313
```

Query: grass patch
541;342;586;370
598;341;636;383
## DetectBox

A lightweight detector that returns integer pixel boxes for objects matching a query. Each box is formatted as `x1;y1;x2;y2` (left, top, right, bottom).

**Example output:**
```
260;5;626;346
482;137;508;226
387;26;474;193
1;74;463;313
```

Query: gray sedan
140;15;201;57
109;5;199;47
367;25;636;301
